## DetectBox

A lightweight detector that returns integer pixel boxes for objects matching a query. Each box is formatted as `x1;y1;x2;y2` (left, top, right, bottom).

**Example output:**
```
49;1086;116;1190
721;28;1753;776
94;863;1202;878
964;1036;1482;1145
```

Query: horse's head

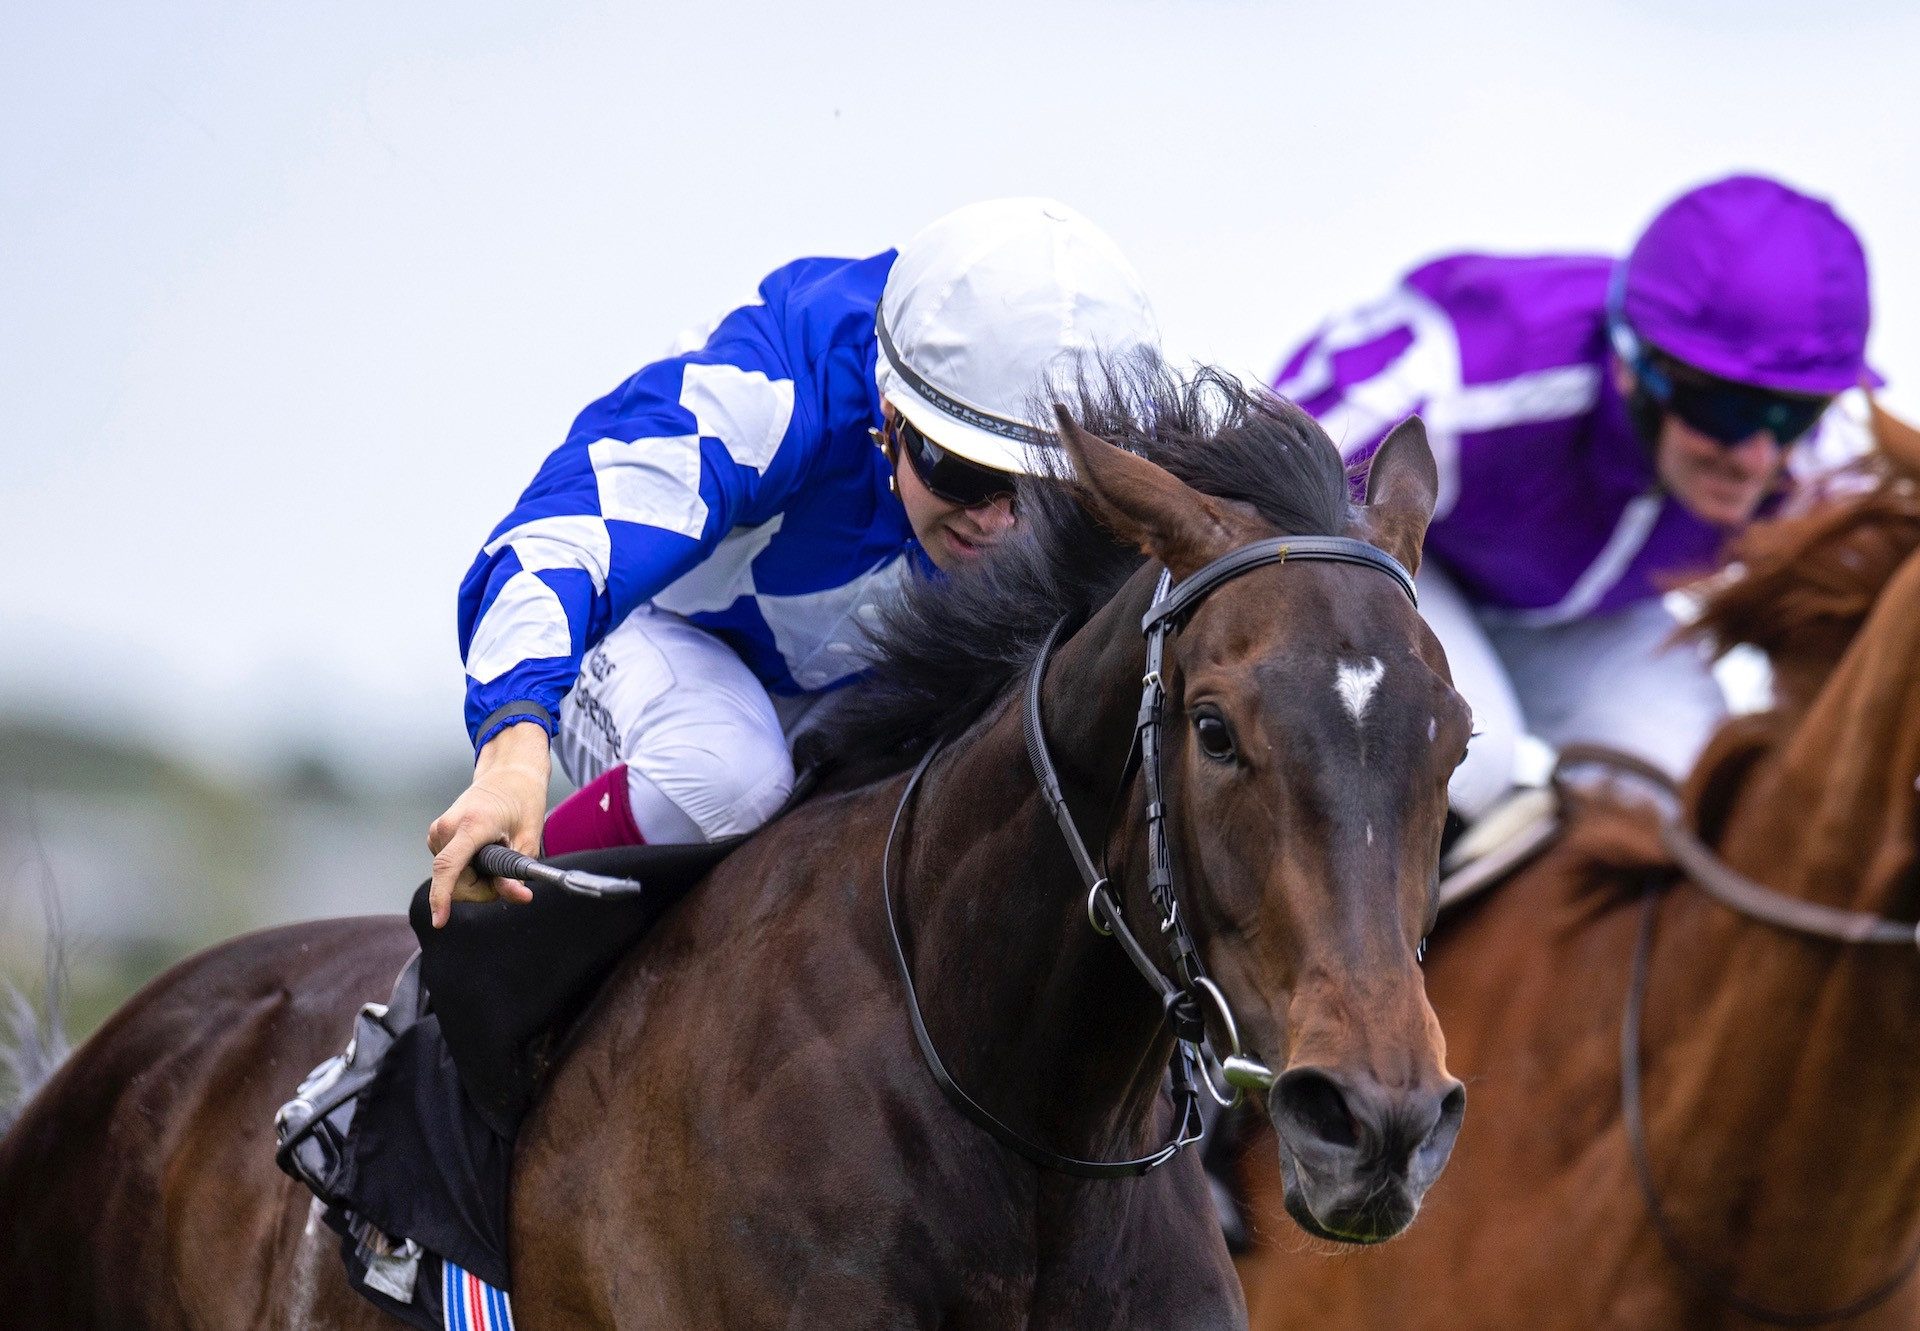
1056;408;1468;1243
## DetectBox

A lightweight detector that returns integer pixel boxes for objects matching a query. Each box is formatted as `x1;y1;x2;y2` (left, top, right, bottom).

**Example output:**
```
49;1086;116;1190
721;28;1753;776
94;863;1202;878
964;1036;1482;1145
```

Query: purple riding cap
1621;174;1874;396
1273;174;1876;622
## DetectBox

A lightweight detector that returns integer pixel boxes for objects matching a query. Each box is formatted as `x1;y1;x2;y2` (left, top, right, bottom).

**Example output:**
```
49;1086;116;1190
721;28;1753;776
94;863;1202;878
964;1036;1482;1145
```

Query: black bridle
882;535;1418;1178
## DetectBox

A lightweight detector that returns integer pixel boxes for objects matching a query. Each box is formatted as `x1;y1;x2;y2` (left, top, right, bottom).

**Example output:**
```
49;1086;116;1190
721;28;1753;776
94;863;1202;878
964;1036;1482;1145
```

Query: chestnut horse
1238;461;1920;1330
0;371;1469;1328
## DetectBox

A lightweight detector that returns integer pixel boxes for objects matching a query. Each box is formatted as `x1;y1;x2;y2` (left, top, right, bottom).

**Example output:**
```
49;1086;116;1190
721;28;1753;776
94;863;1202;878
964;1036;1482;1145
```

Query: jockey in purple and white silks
1274;174;1879;824
427;199;1160;925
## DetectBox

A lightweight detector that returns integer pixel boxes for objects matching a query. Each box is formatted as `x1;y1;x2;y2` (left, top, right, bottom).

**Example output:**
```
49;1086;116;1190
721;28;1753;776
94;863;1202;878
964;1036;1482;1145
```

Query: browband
1142;535;1416;635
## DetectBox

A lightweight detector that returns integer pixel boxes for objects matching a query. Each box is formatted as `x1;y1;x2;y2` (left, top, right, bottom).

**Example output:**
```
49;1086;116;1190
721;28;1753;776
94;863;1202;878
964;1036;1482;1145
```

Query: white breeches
554;607;799;844
1420;563;1727;818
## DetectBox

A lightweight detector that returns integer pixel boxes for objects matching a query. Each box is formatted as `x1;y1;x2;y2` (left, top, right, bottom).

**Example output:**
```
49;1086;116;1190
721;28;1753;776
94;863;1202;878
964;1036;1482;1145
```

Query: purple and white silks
1274;253;1871;629
1275;252;1872;810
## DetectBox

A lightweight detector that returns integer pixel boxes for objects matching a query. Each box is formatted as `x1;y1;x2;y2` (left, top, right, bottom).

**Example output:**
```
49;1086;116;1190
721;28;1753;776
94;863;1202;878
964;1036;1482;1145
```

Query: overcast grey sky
4;0;1917;777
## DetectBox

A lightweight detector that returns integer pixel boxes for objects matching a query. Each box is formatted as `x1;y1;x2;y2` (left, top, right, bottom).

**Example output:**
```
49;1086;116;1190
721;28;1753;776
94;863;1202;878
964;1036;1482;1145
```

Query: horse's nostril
1401;1079;1466;1147
1275;1068;1361;1151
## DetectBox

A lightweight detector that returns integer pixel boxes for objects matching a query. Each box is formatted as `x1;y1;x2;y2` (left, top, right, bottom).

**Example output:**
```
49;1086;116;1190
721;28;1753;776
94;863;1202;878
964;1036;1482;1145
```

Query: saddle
1434;786;1562;913
275;835;748;1329
1433;744;1696;918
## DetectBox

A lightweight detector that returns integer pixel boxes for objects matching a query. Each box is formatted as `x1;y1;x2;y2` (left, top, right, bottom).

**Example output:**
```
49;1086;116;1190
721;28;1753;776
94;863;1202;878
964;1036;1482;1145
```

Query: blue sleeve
457;296;810;752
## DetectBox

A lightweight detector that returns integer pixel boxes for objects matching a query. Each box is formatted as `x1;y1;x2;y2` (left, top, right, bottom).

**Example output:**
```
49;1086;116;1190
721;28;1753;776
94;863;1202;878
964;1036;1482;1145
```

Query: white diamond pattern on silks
662;296;764;357
756;555;912;692
678;361;795;472
465;572;573;685
483;514;614;595
652;514;786;617
589;434;708;538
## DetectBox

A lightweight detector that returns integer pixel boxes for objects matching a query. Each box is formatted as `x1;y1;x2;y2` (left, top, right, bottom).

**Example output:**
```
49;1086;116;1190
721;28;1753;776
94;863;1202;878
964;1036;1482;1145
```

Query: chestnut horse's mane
1560;455;1920;885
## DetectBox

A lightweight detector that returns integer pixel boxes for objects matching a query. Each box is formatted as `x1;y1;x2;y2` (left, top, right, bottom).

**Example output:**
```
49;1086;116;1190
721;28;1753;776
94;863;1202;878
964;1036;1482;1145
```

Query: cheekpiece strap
1026;615;1188;1018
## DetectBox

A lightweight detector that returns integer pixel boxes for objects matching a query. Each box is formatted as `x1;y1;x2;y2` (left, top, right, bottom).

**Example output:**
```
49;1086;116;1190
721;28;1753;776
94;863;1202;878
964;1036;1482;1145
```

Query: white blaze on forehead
1335;656;1387;725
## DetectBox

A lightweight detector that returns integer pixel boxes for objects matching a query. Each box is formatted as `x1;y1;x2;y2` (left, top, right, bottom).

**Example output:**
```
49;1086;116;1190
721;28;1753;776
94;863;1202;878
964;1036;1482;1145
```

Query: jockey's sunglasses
890;416;1019;509
1639;351;1831;449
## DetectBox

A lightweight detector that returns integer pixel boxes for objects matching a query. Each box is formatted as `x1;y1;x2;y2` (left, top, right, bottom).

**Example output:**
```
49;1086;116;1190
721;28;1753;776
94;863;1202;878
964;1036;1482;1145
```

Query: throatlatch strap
882;740;1203;1178
1022;618;1111;901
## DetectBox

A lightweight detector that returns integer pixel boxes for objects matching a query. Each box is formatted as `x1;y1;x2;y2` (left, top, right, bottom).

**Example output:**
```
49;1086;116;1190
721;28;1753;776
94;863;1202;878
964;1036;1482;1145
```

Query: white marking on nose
1428;716;1438;742
1336;657;1386;724
1366;822;1374;845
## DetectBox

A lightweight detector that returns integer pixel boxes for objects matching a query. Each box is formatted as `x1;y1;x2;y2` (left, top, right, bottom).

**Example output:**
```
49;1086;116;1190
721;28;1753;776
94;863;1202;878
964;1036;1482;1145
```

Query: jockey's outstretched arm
428;295;806;925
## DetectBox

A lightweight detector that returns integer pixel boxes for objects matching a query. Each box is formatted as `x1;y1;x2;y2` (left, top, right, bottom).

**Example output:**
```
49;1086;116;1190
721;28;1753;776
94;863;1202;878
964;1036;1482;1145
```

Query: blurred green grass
0;717;483;1059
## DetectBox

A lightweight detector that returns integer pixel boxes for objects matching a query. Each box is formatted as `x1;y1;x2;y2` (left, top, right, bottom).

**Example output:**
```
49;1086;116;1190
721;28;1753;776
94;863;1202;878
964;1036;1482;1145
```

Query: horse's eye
1192;708;1236;762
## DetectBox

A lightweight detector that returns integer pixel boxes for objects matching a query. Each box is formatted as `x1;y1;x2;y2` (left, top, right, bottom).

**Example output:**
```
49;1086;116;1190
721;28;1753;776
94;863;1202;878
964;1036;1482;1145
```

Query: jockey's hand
427;721;551;928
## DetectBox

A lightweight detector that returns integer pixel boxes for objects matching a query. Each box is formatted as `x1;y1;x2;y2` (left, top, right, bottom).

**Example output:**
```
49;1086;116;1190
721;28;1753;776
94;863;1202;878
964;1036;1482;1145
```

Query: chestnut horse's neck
895;563;1181;1168
1644;544;1920;1312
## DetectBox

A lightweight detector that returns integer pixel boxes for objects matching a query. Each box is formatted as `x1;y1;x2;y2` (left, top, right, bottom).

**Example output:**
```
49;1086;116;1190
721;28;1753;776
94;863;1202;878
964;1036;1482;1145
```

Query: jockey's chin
931;521;1008;567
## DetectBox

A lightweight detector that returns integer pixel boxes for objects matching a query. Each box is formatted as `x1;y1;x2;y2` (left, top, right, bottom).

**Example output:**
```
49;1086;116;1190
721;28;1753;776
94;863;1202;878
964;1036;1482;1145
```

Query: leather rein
882;535;1418;1178
1554;744;1920;1325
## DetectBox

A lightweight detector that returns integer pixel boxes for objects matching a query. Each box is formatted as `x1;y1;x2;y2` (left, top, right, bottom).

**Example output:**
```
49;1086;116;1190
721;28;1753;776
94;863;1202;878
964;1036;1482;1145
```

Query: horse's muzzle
1269;1065;1466;1243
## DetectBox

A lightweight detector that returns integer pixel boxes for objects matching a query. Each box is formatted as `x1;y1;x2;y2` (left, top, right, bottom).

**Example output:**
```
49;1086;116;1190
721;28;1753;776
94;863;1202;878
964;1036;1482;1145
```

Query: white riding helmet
875;198;1161;476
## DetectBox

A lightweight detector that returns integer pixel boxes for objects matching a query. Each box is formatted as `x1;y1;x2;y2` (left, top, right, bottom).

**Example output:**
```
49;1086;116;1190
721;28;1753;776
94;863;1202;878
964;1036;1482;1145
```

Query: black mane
805;358;1354;775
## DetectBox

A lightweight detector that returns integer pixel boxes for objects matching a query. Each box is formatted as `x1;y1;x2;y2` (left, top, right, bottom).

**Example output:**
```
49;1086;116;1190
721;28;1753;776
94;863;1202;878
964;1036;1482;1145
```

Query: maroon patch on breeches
543;764;645;854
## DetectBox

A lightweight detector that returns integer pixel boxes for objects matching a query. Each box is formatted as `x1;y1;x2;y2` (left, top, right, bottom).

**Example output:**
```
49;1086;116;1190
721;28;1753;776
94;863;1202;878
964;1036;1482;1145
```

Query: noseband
883;535;1418;1178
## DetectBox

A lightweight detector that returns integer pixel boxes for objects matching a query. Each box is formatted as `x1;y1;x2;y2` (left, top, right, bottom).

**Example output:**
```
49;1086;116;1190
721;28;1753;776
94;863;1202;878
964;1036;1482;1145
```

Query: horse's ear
1051;404;1254;577
1358;415;1438;576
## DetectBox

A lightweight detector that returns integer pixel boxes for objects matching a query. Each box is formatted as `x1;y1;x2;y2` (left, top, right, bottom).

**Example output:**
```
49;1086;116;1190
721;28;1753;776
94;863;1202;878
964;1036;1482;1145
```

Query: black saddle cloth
414;836;745;1135
338;834;746;1297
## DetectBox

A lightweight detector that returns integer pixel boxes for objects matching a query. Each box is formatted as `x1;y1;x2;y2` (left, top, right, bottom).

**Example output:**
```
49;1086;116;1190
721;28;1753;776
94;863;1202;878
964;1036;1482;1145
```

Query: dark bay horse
0;370;1470;1328
1239;463;1920;1329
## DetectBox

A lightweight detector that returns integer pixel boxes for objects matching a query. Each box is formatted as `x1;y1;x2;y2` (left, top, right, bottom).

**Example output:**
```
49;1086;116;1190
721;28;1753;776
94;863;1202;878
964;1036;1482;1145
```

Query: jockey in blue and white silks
429;199;1161;924
1274;174;1880;823
457;249;910;747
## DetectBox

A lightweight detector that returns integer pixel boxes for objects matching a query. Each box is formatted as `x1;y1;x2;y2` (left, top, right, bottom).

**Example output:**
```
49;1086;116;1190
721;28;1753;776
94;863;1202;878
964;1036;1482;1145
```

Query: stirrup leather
274;952;425;1204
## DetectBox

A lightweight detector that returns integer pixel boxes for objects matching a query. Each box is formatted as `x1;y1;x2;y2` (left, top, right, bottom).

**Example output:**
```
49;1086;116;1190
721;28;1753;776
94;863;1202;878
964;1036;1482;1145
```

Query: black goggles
893;416;1018;508
1638;351;1831;449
